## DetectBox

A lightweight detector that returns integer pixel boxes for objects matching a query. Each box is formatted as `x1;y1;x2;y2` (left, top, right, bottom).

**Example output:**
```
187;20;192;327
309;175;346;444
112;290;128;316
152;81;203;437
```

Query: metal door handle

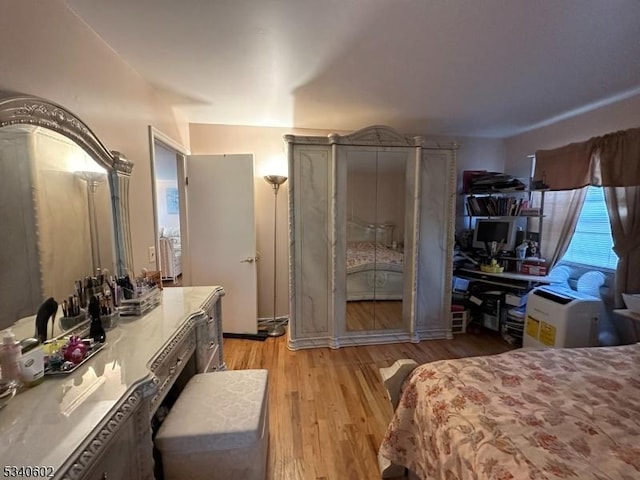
240;255;259;263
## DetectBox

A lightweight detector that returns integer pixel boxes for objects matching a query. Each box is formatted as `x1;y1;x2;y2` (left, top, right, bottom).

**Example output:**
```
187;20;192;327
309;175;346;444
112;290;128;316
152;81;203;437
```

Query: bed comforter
346;241;403;271
380;344;640;480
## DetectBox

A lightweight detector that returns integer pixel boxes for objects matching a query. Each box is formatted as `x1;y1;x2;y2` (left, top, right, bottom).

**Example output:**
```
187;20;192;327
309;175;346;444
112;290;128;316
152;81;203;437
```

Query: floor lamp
76;170;107;273
263;174;287;337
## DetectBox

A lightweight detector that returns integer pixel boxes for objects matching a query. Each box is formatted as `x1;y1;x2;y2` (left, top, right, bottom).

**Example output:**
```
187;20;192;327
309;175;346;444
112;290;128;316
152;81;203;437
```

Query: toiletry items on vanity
0;330;22;382
18;338;44;387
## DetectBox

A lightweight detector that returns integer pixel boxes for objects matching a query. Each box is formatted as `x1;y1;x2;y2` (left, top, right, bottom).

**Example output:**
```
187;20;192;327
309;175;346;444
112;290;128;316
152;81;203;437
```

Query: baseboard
223;331;268;341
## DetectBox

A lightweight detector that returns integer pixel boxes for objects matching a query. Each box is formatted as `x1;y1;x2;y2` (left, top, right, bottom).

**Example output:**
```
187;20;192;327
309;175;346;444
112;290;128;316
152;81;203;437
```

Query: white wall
0;0;189;277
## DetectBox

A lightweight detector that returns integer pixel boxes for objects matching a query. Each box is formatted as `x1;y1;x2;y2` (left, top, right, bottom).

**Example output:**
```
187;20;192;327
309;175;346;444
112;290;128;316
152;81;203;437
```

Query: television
472;218;517;252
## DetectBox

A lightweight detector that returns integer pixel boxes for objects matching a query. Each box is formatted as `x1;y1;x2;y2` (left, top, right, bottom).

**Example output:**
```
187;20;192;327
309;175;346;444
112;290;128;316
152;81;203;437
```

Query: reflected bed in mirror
346;221;404;301
0;92;134;332
345;148;407;332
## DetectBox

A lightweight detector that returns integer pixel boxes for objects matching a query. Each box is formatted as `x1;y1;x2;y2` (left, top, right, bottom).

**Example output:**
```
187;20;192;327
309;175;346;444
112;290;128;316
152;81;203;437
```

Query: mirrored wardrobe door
345;147;377;331
345;147;408;331
372;149;406;330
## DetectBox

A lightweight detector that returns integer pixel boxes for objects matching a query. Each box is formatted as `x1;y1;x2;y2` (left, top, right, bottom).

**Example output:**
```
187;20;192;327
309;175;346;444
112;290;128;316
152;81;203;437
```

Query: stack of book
465;195;529;216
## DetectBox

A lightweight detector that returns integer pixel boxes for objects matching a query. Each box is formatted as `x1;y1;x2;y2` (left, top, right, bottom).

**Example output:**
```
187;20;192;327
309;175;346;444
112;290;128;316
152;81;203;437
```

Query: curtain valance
534;127;640;190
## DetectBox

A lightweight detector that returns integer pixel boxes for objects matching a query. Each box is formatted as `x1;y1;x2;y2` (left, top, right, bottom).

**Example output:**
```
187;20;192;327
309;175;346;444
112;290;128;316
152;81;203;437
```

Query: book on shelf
465;195;530;216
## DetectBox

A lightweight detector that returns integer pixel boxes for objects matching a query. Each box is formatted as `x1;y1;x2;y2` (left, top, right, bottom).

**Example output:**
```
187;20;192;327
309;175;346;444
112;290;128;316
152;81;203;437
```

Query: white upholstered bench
155;369;269;480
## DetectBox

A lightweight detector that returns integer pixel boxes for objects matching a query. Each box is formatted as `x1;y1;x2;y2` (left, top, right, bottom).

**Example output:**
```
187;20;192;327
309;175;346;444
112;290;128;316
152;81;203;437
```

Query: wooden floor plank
223;330;513;480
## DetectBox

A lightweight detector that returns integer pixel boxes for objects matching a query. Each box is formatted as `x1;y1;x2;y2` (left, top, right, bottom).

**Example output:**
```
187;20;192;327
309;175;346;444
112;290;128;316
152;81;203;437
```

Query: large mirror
345;147;408;331
0;92;133;331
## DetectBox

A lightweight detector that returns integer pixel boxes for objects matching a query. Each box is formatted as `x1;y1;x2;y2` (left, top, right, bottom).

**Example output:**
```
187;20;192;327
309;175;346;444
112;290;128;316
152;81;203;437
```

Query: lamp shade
263;175;287;186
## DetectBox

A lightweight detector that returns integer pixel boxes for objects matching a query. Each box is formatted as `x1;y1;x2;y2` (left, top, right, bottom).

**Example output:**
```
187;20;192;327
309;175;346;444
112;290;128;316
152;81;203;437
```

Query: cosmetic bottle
0;330;22;382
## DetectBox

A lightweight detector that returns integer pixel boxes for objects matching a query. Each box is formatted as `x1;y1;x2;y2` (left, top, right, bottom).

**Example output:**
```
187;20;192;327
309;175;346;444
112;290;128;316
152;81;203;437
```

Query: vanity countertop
0;286;223;477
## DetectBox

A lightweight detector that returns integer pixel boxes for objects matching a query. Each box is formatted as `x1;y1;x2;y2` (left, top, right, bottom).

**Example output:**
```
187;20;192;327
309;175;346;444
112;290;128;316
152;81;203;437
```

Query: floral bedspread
346;241;403;270
380;344;640;480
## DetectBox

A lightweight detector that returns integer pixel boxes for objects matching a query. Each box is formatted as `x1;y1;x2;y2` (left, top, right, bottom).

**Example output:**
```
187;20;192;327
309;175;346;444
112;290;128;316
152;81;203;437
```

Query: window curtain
534;127;640;305
604;185;640;300
537;188;587;268
535;127;640;190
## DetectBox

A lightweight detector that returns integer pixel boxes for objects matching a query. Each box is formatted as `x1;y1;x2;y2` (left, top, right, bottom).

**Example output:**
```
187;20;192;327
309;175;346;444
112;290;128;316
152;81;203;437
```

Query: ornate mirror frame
0;91;134;276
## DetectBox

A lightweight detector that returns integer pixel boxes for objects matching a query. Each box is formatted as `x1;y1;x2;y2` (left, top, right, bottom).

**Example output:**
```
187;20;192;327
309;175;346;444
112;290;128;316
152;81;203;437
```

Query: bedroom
0;1;639;479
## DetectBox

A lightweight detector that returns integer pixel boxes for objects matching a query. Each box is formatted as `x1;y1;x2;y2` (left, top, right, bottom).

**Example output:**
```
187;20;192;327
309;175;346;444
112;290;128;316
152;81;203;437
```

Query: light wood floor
223;331;513;480
346;300;403;331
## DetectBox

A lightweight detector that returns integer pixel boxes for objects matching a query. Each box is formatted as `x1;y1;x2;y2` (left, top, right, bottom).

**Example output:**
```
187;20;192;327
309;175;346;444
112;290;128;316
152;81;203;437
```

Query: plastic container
101;311;119;330
0;330;22;382
18;347;44;387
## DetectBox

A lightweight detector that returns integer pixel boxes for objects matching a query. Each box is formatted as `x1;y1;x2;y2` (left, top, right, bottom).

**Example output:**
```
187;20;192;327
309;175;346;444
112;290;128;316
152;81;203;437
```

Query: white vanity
0;286;225;480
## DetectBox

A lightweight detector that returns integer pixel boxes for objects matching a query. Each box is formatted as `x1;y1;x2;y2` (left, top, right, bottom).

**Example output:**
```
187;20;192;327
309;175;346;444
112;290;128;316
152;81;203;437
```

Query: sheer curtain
537;188;587;268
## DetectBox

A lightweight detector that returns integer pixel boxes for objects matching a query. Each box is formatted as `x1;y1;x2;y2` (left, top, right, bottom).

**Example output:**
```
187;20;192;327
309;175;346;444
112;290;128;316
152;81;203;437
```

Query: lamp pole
263;175;287;337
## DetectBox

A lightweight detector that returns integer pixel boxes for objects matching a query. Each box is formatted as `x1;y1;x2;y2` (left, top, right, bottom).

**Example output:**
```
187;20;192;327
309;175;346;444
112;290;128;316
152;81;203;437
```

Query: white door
185;154;258;334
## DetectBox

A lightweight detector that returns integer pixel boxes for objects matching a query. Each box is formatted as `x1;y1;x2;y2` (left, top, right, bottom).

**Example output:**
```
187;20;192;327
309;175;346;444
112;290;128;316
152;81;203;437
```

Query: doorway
149;127;189;287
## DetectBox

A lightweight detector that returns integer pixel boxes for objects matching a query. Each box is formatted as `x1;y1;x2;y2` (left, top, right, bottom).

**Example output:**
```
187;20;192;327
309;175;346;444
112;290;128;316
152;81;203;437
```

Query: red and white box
520;262;548;276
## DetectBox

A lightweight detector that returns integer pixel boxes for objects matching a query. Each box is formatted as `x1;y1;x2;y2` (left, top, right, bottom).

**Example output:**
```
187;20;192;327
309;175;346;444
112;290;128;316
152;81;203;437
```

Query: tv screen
472;219;517;251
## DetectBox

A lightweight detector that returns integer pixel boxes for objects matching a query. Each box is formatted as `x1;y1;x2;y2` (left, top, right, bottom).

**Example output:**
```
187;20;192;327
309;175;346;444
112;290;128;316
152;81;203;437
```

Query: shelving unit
455;185;549;344
460;188;547;253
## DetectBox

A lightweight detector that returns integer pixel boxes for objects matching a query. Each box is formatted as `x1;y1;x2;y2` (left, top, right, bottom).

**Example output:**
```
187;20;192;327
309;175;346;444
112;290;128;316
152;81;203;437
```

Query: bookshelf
460;189;547;251
463;191;540;217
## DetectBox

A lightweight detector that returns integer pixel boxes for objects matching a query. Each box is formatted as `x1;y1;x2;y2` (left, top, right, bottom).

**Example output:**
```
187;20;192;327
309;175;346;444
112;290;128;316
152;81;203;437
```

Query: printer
523;285;602;348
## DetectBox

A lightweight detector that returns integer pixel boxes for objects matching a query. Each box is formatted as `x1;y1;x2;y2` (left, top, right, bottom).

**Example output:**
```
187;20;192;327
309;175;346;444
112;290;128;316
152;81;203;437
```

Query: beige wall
188;124;339;318
0;0;189;276
190;124;506;317
0;1;507;320
505;93;640;178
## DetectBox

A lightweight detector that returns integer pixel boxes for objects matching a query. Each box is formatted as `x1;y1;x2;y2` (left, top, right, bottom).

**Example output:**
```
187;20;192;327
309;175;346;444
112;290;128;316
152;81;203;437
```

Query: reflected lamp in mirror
75;170;108;272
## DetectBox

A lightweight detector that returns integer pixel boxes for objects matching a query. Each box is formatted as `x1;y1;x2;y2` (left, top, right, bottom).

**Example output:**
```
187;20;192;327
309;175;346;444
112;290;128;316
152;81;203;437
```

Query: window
561;186;618;269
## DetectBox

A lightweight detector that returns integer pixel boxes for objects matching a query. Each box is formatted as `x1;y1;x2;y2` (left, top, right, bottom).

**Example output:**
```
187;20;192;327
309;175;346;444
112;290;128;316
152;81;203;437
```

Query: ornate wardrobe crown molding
284;124;460;151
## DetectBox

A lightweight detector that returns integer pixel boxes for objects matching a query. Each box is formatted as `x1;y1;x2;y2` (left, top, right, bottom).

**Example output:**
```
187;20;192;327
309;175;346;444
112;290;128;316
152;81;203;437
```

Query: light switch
148;246;156;263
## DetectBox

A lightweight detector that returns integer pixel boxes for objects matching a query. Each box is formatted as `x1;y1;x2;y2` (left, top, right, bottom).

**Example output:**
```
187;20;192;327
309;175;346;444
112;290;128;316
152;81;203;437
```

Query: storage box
119;286;162;316
505;293;527;307
101;311;119;330
451;310;469;334
155;370;269;480
521;263;548;276
59;311;86;331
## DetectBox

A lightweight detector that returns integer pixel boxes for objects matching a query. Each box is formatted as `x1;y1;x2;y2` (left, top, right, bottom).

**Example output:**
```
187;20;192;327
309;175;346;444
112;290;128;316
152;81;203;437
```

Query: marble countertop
0;286;222;475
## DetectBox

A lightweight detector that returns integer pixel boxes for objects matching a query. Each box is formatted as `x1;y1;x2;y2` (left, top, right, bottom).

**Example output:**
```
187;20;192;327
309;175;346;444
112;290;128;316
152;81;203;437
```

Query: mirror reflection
346;148;407;331
0;125;115;329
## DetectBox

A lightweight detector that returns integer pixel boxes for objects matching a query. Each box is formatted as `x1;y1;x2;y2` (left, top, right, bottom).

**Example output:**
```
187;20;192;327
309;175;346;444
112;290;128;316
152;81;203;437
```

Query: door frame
148;126;190;280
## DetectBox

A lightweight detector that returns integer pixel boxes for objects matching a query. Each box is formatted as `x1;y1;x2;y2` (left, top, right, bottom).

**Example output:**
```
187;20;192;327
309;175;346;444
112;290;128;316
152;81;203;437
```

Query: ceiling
66;0;640;138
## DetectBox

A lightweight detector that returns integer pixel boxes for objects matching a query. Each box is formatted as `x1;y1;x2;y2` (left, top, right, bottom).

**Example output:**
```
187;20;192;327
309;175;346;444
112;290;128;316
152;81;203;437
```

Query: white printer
523;285;602;348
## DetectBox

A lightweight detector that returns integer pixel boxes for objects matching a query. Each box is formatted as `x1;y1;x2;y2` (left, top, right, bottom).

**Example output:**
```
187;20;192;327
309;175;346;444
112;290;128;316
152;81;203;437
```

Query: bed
159;226;182;282
347;220;404;301
379;344;640;479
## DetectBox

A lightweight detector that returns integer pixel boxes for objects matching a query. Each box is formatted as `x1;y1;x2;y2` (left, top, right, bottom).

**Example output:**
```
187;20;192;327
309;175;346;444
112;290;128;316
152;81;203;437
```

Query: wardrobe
286;125;457;349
